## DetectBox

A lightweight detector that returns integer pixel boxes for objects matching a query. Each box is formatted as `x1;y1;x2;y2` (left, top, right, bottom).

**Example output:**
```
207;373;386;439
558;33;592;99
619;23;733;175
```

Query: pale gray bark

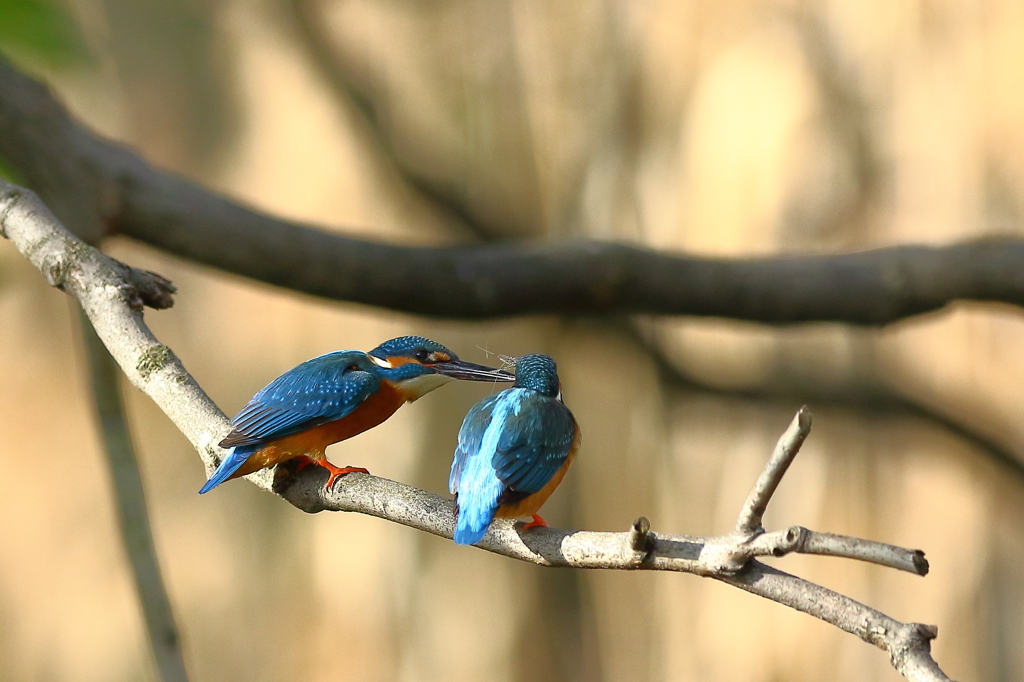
0;178;952;682
736;408;813;534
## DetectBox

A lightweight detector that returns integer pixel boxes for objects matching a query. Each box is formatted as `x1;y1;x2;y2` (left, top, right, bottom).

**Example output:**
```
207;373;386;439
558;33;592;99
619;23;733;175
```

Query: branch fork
0;179;952;682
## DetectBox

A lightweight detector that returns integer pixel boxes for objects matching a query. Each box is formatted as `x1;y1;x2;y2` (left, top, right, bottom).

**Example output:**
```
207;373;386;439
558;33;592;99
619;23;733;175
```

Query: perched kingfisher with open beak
200;336;514;494
449;354;580;545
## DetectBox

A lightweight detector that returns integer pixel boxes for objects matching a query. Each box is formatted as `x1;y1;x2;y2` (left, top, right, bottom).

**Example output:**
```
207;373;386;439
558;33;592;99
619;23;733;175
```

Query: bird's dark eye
413;349;430;362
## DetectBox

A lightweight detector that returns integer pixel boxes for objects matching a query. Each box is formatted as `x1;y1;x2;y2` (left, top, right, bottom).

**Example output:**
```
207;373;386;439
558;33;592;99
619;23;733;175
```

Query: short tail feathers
453;521;490;546
453;494;499;545
199;447;254;494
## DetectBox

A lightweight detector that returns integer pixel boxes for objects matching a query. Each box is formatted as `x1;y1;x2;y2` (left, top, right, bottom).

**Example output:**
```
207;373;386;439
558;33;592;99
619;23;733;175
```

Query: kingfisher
448;354;580;545
200;336;514;494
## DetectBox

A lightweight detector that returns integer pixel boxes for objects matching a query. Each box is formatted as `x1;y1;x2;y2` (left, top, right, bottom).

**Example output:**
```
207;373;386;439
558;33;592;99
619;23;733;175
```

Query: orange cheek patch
386;356;417;367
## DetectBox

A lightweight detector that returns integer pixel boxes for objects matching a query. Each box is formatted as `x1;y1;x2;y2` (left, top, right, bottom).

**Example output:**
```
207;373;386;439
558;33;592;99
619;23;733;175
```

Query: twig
735;407;813;534
1;58;1024;326
721;526;927;575
0;178;951;681
799;531;929;575
627;516;653;554
79;309;190;682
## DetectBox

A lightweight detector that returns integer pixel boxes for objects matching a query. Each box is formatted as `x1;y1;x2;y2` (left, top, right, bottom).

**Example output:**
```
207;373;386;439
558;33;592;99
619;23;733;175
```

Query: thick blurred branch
0;58;1023;325
79;310;190;682
1;179;951;682
622;319;1024;478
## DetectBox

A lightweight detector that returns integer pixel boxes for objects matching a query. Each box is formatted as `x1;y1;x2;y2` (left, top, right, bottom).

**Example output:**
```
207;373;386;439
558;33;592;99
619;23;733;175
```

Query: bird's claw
322;463;370;489
520;514;548;531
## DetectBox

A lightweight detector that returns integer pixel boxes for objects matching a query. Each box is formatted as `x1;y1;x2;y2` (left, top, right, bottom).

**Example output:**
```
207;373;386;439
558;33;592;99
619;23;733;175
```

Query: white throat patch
369;355;393;368
400;373;453;401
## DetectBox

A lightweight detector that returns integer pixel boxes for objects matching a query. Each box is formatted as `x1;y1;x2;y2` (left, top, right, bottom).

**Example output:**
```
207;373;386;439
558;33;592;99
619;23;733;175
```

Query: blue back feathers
201;351;382;493
449;354;575;545
217;346;443;453
219;351;381;449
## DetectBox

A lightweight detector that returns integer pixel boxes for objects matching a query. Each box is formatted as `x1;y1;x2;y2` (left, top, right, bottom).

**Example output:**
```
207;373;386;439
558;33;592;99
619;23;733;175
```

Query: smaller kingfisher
449;354;580;545
200;336;513;494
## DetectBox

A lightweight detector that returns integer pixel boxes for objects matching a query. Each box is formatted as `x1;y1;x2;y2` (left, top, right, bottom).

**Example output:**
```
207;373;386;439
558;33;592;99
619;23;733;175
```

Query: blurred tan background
2;0;1024;680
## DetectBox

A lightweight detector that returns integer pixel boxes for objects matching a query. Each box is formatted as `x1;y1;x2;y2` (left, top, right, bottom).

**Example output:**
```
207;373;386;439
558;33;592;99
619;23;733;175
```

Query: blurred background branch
79;308;191;682
621;318;1024;479
2;57;1024;325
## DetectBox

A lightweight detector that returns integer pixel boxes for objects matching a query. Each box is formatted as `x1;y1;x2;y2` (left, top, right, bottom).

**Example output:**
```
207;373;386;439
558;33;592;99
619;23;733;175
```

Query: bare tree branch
0;57;1021;327
736;407;813;534
796;531;929;575
721;565;947;682
79;311;191;682
0;178;952;681
0;180;233;483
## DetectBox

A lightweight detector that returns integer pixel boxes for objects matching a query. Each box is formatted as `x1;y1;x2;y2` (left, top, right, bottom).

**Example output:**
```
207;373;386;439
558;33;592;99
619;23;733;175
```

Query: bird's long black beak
431;360;515;382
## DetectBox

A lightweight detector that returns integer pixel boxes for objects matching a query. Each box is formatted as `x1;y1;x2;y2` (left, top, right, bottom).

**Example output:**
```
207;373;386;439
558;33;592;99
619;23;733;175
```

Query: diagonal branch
1;178;951;681
0;57;1023;325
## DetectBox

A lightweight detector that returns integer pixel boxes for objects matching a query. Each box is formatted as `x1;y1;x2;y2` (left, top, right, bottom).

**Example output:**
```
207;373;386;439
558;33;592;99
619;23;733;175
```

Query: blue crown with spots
513;354;559;396
369;336;459;360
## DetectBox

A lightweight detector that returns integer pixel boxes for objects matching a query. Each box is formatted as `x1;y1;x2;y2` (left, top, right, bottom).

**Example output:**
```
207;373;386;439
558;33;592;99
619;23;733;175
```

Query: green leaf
0;0;91;69
0;154;26;184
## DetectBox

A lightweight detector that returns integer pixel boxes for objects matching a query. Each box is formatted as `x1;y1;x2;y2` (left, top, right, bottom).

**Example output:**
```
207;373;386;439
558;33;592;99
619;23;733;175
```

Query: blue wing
491;396;576;495
449;388;575;545
219;351;380;448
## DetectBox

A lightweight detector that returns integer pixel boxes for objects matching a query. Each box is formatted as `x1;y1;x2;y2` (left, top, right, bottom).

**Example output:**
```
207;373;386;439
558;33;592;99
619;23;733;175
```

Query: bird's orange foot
521;514;548;531
321;461;370;489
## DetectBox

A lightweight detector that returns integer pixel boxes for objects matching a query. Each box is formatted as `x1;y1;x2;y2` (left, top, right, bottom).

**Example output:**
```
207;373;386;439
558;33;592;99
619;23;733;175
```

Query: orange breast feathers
227;381;408;480
495;420;582;520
